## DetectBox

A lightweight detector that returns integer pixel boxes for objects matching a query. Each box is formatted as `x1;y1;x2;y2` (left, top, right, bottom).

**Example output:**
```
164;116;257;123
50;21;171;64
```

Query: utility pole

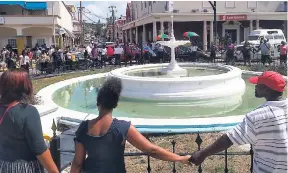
52;1;56;47
209;1;217;45
109;6;116;42
79;1;84;46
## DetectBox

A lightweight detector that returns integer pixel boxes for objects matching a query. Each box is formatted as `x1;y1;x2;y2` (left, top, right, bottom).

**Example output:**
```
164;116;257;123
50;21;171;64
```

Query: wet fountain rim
109;63;243;82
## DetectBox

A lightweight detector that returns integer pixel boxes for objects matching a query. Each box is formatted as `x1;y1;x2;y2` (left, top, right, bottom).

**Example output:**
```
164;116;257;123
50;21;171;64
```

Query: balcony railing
46;119;253;172
0;15;60;26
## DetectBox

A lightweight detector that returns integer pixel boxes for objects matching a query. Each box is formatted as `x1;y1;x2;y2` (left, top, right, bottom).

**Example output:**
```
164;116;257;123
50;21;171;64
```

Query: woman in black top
71;77;191;173
0;70;58;173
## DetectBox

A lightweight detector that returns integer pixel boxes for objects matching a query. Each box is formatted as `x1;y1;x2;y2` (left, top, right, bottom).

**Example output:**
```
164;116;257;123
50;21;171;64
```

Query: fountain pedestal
160;44;187;77
157;37;189;77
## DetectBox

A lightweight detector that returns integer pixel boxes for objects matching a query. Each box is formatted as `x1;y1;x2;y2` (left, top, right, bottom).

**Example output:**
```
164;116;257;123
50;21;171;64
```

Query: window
202;1;212;8
225;1;235;8
264;35;273;40
141;1;143;10
248;36;259;41
153;1;156;3
37;39;45;46
148;1;152;6
274;35;284;40
247;1;257;9
144;1;147;8
8;39;16;48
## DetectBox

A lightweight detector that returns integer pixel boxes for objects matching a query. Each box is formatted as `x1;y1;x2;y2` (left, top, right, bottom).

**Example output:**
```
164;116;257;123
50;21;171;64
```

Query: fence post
146;136;151;173
171;140;176;173
224;149;228;173
250;145;254;173
49;119;61;171
195;132;203;173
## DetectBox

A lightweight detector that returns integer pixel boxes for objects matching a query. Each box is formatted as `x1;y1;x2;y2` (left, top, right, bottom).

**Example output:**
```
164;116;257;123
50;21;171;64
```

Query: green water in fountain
52;68;286;119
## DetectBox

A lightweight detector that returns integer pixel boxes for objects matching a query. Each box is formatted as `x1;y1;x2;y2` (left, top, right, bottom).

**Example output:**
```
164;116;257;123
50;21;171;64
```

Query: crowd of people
0;68;287;173
1;38;286;75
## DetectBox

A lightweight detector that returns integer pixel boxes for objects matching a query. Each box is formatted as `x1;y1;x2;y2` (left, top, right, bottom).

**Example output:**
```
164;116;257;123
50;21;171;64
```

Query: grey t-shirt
0;104;47;161
259;42;271;55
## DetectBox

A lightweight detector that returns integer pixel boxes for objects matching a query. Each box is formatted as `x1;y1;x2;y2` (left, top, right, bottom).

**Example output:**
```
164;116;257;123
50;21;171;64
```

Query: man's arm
190;114;256;166
189;134;233;166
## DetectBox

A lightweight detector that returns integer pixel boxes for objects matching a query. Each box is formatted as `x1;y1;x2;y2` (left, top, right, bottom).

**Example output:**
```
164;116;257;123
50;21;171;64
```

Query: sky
65;1;128;23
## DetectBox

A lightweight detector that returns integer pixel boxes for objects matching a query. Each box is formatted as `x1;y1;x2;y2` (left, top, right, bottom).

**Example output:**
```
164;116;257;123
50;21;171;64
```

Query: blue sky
66;1;128;23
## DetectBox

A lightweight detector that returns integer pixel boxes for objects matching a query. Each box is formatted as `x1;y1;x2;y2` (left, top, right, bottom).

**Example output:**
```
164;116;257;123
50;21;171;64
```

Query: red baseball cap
248;71;286;92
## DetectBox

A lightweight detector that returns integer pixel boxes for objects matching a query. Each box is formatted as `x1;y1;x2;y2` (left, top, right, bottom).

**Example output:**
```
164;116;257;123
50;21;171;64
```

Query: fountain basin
108;63;246;102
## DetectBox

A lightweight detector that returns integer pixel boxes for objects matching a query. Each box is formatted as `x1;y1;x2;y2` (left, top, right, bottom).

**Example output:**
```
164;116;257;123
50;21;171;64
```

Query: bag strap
0;101;19;124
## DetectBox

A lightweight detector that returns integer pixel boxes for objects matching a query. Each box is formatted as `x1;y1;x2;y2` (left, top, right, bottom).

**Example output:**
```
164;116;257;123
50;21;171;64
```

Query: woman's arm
70;142;86;173
37;150;59;173
24;106;59;173
126;125;190;164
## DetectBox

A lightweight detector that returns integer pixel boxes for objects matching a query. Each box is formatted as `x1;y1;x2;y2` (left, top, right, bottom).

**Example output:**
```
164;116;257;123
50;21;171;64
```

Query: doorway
26;36;32;48
225;29;237;43
222;21;241;45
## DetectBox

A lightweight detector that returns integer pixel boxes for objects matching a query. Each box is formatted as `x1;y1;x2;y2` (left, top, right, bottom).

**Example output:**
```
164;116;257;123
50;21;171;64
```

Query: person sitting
70;77;190;173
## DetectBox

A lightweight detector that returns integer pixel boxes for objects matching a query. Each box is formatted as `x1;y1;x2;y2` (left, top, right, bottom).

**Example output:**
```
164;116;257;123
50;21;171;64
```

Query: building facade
114;16;126;43
122;1;287;50
0;1;74;55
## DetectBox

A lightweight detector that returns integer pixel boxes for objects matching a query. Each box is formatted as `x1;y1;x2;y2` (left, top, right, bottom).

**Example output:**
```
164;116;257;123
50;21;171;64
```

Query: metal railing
47;119;253;172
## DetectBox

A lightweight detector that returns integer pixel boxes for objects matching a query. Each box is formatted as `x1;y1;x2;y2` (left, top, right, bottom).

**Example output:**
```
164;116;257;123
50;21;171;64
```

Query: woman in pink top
279;41;287;64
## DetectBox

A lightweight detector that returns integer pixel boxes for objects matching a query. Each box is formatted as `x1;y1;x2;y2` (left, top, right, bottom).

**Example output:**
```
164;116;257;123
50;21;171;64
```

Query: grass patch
32;68;112;93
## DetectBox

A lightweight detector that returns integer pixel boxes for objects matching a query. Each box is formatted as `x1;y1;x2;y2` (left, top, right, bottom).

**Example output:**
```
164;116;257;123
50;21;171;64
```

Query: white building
115;16;126;43
0;1;74;55
122;1;287;50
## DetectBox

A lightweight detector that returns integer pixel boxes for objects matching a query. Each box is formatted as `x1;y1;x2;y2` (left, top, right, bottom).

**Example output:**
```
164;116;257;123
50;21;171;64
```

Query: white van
243;29;286;46
240;29;286;58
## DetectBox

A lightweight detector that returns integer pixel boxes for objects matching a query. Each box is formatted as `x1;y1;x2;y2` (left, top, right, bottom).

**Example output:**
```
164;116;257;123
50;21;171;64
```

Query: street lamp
209;1;217;45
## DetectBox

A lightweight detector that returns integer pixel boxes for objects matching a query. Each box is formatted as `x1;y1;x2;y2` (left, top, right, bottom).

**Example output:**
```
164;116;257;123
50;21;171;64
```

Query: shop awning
25;2;47;10
55;28;76;38
64;28;76;38
0;1;25;8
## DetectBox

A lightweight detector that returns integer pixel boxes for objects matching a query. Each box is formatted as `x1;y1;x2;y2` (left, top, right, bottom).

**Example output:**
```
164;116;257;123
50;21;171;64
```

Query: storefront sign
219;15;247;21
0;17;5;24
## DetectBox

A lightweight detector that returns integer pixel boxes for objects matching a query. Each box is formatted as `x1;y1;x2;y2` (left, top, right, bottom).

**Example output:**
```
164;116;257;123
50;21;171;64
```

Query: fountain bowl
108;63;246;102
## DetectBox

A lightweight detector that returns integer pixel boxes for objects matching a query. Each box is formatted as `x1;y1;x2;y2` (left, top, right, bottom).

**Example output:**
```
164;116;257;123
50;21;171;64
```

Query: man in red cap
189;71;287;173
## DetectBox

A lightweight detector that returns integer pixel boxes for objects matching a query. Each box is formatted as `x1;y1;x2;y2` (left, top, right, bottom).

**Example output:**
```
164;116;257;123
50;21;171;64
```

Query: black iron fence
47;119;253;172
4;48;284;80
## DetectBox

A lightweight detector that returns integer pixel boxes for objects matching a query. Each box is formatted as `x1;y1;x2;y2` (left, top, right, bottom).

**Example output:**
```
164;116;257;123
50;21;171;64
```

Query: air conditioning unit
202;9;208;12
191;9;200;13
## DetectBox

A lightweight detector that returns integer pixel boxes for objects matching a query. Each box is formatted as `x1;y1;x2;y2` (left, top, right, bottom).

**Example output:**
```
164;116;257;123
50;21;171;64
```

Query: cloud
65;1;127;23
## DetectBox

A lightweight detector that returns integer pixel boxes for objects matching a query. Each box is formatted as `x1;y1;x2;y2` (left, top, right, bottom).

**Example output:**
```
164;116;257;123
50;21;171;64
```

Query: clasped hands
180;150;207;166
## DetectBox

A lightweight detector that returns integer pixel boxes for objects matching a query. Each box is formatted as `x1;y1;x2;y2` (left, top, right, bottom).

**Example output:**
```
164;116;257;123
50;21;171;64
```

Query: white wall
0;36;53;50
173;1;282;13
47;1;61;16
58;2;73;32
32;36;53;47
0;36;17;49
132;1;283;20
133;1;167;19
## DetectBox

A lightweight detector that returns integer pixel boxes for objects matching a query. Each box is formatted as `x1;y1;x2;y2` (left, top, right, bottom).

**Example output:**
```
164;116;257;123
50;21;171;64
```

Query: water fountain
107;1;245;111
157;9;190;77
38;2;250;135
